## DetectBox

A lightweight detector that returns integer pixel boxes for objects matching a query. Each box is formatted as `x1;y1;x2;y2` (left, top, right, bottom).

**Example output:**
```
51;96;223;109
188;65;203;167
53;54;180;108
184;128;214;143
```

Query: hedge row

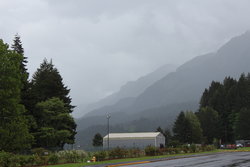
93;145;216;161
0;149;88;167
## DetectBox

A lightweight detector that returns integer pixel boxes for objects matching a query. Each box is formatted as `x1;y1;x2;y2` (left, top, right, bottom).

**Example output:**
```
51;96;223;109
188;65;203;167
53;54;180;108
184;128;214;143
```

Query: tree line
0;35;76;153
171;74;250;145
92;74;250;148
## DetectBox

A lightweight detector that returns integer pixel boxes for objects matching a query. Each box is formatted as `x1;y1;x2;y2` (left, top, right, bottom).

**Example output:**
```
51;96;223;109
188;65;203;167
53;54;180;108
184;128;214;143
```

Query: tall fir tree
196;107;219;144
31;59;74;112
11;34;31;112
11;34;28;84
173;111;191;143
30;59;76;149
199;74;250;143
173;111;202;144
0;39;33;152
234;108;250;140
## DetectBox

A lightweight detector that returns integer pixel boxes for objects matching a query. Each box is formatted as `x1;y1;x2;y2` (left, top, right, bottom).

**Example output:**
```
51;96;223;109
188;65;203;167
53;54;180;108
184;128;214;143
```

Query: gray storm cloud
0;0;250;117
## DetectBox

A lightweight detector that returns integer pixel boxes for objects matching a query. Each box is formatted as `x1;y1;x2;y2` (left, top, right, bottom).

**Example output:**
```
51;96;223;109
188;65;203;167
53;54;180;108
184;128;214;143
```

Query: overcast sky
1;0;250;117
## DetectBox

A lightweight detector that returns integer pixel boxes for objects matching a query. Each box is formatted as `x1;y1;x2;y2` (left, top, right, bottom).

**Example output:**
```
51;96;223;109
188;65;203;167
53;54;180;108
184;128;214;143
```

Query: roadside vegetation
0;145;217;167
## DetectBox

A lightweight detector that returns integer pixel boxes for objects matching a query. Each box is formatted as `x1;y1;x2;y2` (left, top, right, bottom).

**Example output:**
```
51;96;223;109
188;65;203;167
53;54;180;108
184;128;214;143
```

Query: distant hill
75;31;250;150
76;64;177;130
130;31;250;112
83;64;176;117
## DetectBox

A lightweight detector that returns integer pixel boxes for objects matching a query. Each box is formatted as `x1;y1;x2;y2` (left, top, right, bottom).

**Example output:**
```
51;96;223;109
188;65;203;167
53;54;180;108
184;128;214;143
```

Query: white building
103;132;165;149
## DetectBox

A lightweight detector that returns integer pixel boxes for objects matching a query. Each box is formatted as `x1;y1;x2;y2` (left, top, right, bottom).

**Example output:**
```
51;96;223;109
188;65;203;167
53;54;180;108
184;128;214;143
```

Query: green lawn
42;150;222;167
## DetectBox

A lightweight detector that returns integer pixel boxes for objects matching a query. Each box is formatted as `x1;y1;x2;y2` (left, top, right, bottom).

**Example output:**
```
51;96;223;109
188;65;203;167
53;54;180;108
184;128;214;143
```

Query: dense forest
172;74;250;145
0;35;76;152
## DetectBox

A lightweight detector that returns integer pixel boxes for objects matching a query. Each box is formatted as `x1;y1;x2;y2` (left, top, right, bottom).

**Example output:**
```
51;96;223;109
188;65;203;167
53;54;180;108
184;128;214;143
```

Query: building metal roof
103;132;161;139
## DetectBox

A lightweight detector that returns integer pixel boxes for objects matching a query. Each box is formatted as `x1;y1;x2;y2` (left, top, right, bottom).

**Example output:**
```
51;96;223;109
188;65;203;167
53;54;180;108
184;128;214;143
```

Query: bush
48;153;59;164
145;145;156;156
167;140;182;148
31;148;49;156
108;147;128;159
93;151;107;161
128;148;142;157
181;145;189;153
202;145;215;151
17;155;36;167
0;151;24;167
57;150;87;163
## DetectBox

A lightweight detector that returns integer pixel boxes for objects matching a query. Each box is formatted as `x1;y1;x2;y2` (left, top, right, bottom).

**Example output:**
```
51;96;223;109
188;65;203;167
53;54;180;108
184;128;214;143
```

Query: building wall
156;134;165;147
103;138;156;149
103;135;165;149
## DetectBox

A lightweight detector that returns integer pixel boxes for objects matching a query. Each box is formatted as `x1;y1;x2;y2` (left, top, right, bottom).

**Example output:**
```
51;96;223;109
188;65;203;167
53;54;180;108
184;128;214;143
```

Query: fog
0;0;250;117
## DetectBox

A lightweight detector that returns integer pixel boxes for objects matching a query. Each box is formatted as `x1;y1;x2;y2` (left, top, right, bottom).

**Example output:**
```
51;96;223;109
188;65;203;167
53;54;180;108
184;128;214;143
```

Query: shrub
0;151;23;167
48;153;59;164
93;151;107;161
57;150;87;163
189;144;203;153
145;145;156;156
108;147;128;159
167;140;181;148
31;148;49;156
179;145;188;153
202;145;215;151
128;148;142;157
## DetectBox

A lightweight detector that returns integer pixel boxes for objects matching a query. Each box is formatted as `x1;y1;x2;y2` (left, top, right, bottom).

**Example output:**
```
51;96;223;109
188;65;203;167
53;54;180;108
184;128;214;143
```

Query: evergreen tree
34;98;76;149
30;59;74;112
156;126;164;134
92;133;103;147
199;74;250;143
30;59;76;148
11;34;31;116
196;107;219;144
164;129;172;146
185;111;203;143
173;111;202;144
0;39;33;152
173;111;191;143
234;108;250;140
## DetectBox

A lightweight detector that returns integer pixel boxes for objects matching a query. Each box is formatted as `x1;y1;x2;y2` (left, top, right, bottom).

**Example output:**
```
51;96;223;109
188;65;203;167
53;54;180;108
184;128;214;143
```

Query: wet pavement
122;152;250;167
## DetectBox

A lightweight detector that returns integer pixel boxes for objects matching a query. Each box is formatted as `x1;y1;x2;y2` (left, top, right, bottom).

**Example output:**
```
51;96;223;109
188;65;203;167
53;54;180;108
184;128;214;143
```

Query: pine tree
234;108;250;140
199;74;250;143
11;34;31;112
196;107;219;144
173;111;202;144
30;59;76;148
173;111;191;143
11;34;28;84
92;133;103;147
31;59;74;112
0;39;33;152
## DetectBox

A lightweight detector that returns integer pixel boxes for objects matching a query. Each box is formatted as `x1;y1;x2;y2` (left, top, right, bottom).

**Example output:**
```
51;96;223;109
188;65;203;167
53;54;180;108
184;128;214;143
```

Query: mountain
130;31;250;112
75;31;250;150
83;64;177;117
76;64;176;131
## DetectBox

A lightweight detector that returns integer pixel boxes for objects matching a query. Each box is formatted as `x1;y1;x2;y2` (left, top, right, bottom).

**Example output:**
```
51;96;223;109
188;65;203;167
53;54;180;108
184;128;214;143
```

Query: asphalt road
122;152;250;167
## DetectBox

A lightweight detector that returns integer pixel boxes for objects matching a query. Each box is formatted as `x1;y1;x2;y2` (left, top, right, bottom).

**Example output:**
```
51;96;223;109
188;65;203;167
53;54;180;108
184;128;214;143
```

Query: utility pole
107;114;111;150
